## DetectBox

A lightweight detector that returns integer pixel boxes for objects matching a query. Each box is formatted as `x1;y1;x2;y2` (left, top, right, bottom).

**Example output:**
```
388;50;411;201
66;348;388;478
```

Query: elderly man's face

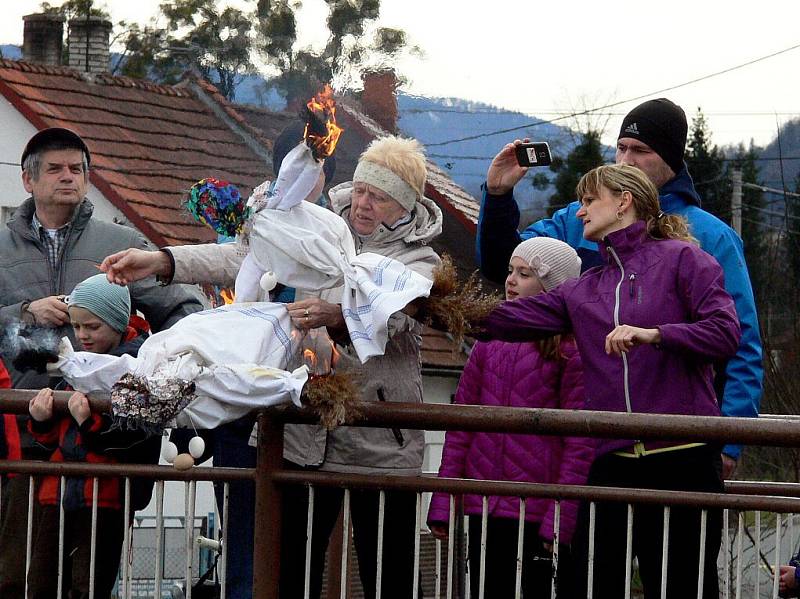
615;138;675;189
23;148;88;210
350;182;408;235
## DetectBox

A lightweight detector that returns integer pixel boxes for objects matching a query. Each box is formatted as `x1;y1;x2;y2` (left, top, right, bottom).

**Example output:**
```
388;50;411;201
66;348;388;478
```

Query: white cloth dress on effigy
52;143;433;430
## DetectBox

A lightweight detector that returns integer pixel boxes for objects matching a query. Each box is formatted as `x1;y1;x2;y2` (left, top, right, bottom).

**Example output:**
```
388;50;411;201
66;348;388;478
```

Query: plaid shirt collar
31;211;71;269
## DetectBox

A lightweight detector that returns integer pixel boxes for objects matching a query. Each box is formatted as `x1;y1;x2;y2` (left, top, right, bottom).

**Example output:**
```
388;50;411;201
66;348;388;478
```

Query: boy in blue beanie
26;274;159;599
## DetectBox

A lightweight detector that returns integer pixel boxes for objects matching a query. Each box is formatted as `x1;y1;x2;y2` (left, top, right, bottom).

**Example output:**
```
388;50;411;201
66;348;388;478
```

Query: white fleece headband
352;160;418;212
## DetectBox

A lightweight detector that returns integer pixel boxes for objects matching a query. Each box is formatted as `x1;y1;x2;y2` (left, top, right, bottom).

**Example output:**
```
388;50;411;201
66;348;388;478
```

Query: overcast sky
2;0;798;148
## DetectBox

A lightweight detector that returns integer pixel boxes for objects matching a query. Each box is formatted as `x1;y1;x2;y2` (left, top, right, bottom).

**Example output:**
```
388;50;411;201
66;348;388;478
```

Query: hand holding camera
486;139;552;196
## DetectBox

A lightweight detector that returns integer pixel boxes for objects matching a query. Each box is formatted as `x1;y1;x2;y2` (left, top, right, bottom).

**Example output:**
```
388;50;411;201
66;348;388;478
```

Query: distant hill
717;119;800;227
1;45;21;59
755;118;800;191
396;94;614;225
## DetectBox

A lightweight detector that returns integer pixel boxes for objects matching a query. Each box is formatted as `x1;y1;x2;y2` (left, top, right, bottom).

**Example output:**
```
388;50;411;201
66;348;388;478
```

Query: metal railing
2;390;800;598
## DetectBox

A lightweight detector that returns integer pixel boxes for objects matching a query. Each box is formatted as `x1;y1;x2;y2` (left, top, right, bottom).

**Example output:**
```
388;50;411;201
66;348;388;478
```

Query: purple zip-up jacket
427;337;594;543
477;221;741;457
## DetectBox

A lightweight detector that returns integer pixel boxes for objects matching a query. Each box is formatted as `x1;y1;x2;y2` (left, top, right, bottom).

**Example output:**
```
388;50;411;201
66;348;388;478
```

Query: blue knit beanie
68;274;131;333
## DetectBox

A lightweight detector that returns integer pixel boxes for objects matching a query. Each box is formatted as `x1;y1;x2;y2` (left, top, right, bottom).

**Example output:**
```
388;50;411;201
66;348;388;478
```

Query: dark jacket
478;221;741;458
29;332;160;512
0;197;205;391
476;167;762;460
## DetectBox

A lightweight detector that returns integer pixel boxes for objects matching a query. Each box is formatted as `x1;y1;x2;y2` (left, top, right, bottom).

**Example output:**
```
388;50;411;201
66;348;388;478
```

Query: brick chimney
67;16;112;74
22;13;65;66
361;69;398;133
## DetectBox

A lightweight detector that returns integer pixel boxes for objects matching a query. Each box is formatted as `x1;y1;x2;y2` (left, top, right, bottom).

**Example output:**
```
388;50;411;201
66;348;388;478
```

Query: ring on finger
304;308;309;317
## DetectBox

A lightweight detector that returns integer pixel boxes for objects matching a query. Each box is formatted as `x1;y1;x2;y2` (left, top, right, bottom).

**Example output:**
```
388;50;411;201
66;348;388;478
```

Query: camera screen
526;147;538;164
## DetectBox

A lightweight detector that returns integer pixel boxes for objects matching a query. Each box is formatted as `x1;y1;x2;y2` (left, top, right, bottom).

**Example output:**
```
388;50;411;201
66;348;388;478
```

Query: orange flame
304;84;343;159
301;335;339;376
330;342;340;371
303;348;318;372
220;288;235;305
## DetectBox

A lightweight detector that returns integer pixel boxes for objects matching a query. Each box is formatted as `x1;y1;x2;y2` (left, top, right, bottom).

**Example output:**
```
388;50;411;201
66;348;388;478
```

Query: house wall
422;373;459;474
0;95;138;230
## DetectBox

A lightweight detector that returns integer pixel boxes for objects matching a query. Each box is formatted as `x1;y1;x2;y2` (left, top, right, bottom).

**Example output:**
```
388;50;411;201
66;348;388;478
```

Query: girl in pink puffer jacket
428;237;594;598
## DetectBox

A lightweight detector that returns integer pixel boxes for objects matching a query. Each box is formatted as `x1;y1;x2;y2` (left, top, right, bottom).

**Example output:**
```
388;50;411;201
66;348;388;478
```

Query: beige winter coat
283;182;442;475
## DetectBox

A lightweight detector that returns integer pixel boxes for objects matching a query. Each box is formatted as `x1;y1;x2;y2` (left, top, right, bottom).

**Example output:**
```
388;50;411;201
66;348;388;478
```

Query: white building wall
422;374;459;474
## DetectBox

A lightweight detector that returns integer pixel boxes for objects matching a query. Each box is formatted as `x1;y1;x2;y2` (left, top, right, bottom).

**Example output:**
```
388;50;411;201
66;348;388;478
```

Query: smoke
0;319;61;373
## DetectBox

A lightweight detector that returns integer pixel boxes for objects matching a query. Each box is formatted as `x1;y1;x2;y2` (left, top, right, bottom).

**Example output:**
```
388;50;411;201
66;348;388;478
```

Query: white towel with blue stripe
52;303;308;429
243;199;433;362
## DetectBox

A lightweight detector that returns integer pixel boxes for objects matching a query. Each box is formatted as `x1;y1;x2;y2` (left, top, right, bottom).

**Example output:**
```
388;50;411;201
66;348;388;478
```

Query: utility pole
731;167;742;237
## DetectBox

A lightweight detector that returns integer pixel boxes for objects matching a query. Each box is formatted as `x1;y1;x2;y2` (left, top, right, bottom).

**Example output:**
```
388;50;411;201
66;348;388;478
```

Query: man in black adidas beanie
479;93;762;495
616;97;688;188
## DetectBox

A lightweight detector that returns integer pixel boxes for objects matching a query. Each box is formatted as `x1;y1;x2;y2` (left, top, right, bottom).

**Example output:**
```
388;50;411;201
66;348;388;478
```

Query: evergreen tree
685;108;729;222
546;130;604;216
787;173;800;339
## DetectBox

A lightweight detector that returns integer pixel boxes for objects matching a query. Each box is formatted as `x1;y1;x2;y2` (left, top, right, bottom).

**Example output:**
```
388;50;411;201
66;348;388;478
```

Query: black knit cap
21;127;91;169
272;121;336;185
618;98;687;175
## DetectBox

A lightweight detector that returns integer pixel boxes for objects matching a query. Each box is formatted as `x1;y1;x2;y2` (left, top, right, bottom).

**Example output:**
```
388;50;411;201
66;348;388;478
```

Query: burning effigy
48;87;435;432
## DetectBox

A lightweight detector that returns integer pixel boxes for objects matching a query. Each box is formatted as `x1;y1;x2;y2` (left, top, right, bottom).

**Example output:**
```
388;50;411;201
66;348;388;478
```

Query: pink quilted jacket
427;337;595;543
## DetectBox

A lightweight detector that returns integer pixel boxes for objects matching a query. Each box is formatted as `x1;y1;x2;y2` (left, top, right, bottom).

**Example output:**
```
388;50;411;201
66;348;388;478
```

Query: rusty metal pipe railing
8;390;800;596
272;469;800;513
0;460;253;481
4;391;800;448
0;390;111;414
726;481;800;497
266;403;800;447
253;411;285;599
3;390;800;448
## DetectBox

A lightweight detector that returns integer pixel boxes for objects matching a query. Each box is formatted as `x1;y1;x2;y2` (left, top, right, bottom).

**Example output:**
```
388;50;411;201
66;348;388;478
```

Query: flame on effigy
303;84;343;160
301;330;339;377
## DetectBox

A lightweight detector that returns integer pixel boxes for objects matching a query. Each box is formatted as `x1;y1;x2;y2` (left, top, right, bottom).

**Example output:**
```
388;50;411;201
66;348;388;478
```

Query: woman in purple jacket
428;237;593;598
478;164;741;599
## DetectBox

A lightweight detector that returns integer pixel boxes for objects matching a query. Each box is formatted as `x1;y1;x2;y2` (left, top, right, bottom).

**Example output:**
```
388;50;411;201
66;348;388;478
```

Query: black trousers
467;516;572;598
27;505;126;599
568;445;723;599
279;467;421;599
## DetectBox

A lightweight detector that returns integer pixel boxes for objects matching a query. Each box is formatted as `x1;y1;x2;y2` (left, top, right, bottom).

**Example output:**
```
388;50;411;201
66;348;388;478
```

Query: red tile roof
0;60;271;246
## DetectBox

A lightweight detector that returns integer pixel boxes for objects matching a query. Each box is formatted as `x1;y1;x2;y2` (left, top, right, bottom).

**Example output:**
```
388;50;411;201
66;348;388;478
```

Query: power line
738;203;800;221
743;182;800;199
739;215;800;235
404;108;800;117
425;41;800;148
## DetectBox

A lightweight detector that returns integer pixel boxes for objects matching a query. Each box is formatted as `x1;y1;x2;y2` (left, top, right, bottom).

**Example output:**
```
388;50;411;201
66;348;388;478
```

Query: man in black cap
0;128;204;596
476;98;762;597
